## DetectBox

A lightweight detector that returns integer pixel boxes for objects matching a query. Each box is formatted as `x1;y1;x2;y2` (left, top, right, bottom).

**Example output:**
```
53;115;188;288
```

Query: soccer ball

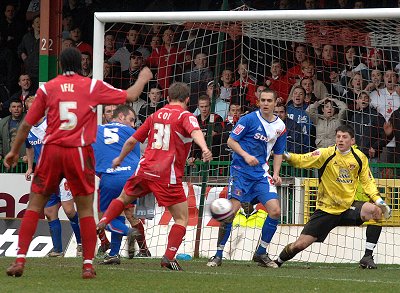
210;198;233;221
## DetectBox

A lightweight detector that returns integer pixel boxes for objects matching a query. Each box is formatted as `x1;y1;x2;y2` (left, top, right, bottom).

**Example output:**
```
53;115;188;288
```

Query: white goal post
92;8;400;264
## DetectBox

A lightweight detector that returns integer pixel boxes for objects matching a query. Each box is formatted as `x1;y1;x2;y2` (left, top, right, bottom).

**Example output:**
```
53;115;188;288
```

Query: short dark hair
275;103;286;111
259;88;278;101
112;104;135;119
336;124;355;138
9;98;23;106
60;47;82;74
168;82;189;102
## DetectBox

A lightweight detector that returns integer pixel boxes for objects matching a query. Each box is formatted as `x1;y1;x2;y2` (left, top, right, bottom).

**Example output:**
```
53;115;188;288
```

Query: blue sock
256;216;279;255
215;222;232;259
110;232;123;256
106;216;129;236
48;219;62;252
68;213;81;244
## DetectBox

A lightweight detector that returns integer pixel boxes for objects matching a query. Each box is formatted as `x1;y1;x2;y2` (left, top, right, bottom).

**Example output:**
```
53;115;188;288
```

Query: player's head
112;104;136;128
258;89;278;117
25;95;36;111
60;47;82;74
335;125;355;152
167;82;190;104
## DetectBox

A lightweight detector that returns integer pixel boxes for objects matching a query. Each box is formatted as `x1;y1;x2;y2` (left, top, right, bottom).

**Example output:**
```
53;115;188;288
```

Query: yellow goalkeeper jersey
288;145;381;215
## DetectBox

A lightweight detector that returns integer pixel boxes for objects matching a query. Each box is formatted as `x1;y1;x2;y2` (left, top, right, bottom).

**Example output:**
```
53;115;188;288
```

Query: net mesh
99;6;400;264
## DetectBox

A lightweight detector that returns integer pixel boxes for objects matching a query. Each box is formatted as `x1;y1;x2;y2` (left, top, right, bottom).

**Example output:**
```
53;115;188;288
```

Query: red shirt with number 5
25;74;126;147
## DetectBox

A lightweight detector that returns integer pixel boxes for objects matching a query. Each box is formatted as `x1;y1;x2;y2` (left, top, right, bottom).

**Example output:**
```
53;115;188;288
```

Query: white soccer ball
210;198;233;221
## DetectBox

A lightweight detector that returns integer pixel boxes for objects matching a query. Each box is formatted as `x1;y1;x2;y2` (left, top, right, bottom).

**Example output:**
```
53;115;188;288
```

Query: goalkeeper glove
375;198;392;219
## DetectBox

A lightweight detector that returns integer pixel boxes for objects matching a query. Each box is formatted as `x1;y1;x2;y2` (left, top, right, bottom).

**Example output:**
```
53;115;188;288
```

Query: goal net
93;6;400;264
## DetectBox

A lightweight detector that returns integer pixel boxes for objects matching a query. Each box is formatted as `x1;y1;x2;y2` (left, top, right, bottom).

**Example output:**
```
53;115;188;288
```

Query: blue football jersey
25;118;47;162
92;122;140;175
229;110;287;179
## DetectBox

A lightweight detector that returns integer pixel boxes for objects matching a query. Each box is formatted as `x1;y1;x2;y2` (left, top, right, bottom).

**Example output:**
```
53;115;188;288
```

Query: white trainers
207;256;222;267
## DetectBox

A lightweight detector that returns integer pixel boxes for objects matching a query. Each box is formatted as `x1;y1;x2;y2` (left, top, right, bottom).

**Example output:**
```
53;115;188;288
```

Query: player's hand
112;157;122;169
3;151;19;169
273;174;282;186
187;157;196;165
244;154;258;166
139;67;153;82
201;149;212;162
375;198;391;219
25;168;33;181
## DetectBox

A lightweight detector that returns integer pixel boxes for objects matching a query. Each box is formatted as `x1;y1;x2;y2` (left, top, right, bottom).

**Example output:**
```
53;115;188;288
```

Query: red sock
132;221;148;251
97;229;109;245
164;224;186;260
16;210;40;263
100;199;125;225
79;216;97;269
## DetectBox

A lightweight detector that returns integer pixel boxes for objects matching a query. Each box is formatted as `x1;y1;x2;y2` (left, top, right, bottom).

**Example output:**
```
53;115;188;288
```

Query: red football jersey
25;74;127;147
133;104;200;184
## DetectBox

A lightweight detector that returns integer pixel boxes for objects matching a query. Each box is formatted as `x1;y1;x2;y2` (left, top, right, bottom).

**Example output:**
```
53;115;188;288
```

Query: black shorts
301;201;365;242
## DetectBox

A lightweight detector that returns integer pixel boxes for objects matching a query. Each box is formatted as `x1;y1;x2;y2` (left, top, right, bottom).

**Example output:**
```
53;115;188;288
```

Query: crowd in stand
2;0;400;178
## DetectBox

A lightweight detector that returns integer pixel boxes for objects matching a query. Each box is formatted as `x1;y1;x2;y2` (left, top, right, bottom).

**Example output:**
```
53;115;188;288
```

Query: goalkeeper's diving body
275;124;391;267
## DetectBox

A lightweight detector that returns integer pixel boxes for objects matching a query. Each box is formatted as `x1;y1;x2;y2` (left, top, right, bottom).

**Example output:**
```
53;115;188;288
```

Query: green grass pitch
1;257;400;293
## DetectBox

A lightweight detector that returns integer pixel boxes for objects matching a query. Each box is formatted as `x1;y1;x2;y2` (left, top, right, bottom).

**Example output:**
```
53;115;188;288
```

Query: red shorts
32;144;95;196
123;175;186;207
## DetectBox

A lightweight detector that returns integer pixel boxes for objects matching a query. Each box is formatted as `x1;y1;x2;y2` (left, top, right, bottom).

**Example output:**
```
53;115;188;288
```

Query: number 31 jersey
133;104;200;184
25;74;127;147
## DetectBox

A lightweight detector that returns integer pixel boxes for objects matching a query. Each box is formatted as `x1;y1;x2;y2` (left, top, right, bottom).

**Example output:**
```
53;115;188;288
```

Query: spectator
232;60;257;110
104;32;116;60
265;59;294;104
61;38;76;51
188;95;223;162
25;0;40;22
300;77;317;105
109;26;150;72
341;72;367;110
121;50;147;103
103;61;121;88
353;0;365;8
315;44;340;95
303;0;317;9
0;3;25;53
307;97;347;148
69;25;93;56
63;0;92;43
147;27;187;92
370;69;400;164
183;52;214;112
287;85;315;151
339;46;368;91
138;82;165;124
219;68;234;102
274;103;305;153
17;15;40;88
347;91;387;170
288;59;328;101
0;99;26;160
81;51;92;78
219;102;242;163
61;13;74;40
365;48;386;73
364;69;384;93
287;43;309;80
7;74;36;114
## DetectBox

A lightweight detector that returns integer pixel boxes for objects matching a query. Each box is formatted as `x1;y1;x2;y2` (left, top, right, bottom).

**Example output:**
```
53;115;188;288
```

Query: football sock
79;216;97;268
68;212;82;244
16;210;40;263
256;216;278;255
98;229;109;246
48;219;63;252
110;232;123;256
365;225;382;256
277;243;300;265
164;224;186;260
215;221;232;259
107;216;129;235
132;221;149;251
100;199;125;225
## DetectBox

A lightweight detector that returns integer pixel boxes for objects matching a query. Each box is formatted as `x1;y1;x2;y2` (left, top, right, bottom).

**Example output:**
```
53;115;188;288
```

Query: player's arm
227;137;258;166
25;147;34;181
191;129;212;162
112;136;139;169
358;155;391;219
125;67;153;102
285;148;325;169
3;119;32;168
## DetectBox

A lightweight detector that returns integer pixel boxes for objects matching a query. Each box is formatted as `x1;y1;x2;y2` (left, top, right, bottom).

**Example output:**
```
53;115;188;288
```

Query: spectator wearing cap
183;52;214;112
108;26;150;72
69;25;93;56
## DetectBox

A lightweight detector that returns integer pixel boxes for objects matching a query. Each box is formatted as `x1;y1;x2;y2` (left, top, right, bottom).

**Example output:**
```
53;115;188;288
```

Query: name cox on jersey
254;133;270;142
